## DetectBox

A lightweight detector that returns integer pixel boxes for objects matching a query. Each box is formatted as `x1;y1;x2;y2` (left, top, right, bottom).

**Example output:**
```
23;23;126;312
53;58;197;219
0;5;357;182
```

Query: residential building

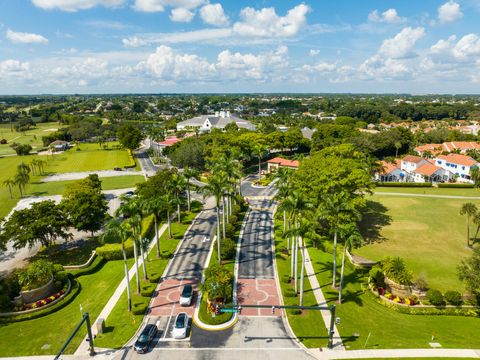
434;153;479;182
400;155;430;174
267;157;300;172
414;141;480;156
412;163;451;183
176;111;255;132
375;160;404;182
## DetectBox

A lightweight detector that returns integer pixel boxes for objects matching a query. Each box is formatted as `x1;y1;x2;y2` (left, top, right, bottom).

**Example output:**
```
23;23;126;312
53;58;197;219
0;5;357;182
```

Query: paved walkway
303;246;344;350
237;279;281;316
41;170;143;182
74;224;168;356
149;278;198;318
375;191;480;199
318;348;480;359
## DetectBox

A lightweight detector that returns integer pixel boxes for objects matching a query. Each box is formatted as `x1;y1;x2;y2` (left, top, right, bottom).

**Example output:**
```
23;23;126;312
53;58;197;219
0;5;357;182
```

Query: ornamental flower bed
381;289;418;306
23;290;65;310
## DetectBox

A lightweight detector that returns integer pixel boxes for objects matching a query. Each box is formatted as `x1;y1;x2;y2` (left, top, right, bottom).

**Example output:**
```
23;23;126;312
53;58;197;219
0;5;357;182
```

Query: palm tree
203;173;227;264
171;173;187;222
103;218;133;311
160;193;176;239
274;167;293;237
317;191;360;288
183;167;199;212
252;143;267;180
142;196;165;257
117;197;144;293
3;178;16;199
15;162;31;196
338;224;363;304
460;202;478;247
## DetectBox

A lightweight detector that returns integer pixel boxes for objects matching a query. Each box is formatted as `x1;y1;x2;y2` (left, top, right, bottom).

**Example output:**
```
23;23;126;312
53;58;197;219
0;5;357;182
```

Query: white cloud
6;29;48;44
31;0;125;12
368;9;406;24
169;8;195;22
133;0;205;12
122;28;231;47
430;34;480;60
431;35;457;54
378;27;425;59
83;19;129;29
233;4;310;38
303;62;336;73
0;59;30;78
309;49;320;56
200;3;229;26
452;34;480;59
438;1;463;24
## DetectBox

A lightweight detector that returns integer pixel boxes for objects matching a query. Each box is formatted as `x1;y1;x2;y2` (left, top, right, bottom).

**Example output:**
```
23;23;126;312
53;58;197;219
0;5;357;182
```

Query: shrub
369;265;385;288
225;223;235;239
96;239;134;260
282;274;291;284
288;308;302;315
376;182;432;187
17;260;54;290
54;280;64;292
438;183;474;188
414;274;428;291
149;274;161;284
220;239;237;260
382;257;413;285
444;290;463;306
0;294;12;312
54;271;68;285
140;283;156;297
427;289;445;306
229;215;238;227
132;302;148;315
53;264;65;274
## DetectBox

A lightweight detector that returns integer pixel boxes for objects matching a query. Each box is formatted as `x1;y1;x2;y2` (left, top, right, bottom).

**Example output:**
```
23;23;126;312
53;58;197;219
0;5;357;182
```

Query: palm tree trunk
154;216;160;257
222;197;226;239
283;210;286;235
338;244;347;304
216;206;221;264
299;237;305;306
122;243;132;312
467;216;470;247
187;184;191;212
290;236;295;279
294;236;299;294
133;239;141;293
332;229;338;288
167;210;172;238
229;196;232;216
7;185;12;199
140;236;148;280
177;202;181;223
258;157;261;179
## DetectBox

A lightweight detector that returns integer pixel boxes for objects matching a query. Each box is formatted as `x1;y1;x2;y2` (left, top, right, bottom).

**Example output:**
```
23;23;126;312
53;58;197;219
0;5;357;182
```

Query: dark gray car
134;324;157;354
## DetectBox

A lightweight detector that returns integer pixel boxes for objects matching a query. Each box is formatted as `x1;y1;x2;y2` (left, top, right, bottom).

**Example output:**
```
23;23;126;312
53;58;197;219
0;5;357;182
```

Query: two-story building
176;111;255;133
375;160;405;182
434;153;479;182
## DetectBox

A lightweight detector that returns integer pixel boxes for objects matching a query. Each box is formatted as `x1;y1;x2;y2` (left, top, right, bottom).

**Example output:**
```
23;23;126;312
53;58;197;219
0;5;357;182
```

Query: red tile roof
157;136;182;147
379;160;400;174
415;163;443;176
436;153;478;167
267;157;300;168
414;143;443;155
402;155;425;164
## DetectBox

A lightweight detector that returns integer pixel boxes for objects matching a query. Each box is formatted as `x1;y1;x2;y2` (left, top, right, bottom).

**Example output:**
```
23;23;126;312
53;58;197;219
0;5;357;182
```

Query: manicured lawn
375;186;480;197
308;245;480;350
94;205;202;349
0;122;61;156
274;218;329;348
355;195;478;292
0;258;126;356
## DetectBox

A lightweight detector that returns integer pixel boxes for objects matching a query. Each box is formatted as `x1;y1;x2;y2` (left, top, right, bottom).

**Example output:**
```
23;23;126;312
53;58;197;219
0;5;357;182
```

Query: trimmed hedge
445;290;463;306
220;238;236;260
376;182;432;187
124;149;137;169
140;282;156;298
96;239;134;260
427;289;445;306
438;183;474;188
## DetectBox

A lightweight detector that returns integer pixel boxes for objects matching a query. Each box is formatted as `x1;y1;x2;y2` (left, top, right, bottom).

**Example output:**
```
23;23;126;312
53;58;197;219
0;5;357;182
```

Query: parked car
133;324;157;354
113;167;122;171
179;284;194;306
124;191;135;197
172;313;189;339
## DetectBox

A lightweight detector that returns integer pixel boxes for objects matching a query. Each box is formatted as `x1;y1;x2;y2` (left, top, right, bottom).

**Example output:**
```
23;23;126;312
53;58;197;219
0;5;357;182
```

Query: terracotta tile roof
414;143;443;154
436;153;478;167
379;160;401;174
443;141;480;152
402;155;425;164
157;136;182;147
267;157;300;168
415;163;442;176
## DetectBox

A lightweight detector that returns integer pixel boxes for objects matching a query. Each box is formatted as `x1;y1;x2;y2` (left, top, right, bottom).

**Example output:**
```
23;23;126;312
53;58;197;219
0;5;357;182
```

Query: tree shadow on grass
358;200;392;244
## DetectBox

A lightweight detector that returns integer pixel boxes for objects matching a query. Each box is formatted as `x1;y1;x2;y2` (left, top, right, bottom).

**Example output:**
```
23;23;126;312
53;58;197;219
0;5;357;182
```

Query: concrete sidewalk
303;246;344;350
317;348;480;359
74;224;167;356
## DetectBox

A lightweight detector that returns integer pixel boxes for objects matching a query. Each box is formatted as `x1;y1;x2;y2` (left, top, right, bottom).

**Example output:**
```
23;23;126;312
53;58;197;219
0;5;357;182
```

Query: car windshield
181;285;192;297
137;335;148;343
175;314;186;328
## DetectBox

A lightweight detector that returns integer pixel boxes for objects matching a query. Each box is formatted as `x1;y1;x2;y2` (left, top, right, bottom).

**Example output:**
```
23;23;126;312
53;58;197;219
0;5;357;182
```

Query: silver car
172;312;189;339
179;284;194;306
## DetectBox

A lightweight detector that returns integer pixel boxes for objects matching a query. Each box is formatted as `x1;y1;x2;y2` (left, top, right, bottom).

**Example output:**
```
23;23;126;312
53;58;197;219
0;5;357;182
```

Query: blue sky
1;0;480;94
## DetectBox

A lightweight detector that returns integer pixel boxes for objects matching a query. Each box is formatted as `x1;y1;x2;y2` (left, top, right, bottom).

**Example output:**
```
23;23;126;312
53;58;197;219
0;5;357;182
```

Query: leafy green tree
117;124;142;150
61;174;108;236
0;200;71;254
458;248;480;304
10;143;32;155
460;203;478;247
202;264;233;302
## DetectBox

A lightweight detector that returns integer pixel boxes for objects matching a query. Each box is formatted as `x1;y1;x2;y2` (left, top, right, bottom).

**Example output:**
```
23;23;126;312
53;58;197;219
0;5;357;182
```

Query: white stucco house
375;160;405;182
434;153;479;182
176;111;255;133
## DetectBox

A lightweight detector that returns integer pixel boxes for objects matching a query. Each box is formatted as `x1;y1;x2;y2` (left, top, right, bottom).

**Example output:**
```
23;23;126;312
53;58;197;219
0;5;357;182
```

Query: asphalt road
241;174;277;198
164;197;217;280
136;147;160;177
238;198;275;279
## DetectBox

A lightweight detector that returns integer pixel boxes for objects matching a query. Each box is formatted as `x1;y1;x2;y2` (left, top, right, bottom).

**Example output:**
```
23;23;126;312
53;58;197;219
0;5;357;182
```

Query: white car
179;284;194;306
172;313;189;339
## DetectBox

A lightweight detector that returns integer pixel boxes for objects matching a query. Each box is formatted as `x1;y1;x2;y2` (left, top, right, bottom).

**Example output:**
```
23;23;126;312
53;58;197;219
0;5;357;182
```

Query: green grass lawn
355;194;478;292
375;186;480;197
0;122;61;156
0;146;139;218
94;205;202;349
274;218;329;348
0;257;126;357
308;245;480;350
